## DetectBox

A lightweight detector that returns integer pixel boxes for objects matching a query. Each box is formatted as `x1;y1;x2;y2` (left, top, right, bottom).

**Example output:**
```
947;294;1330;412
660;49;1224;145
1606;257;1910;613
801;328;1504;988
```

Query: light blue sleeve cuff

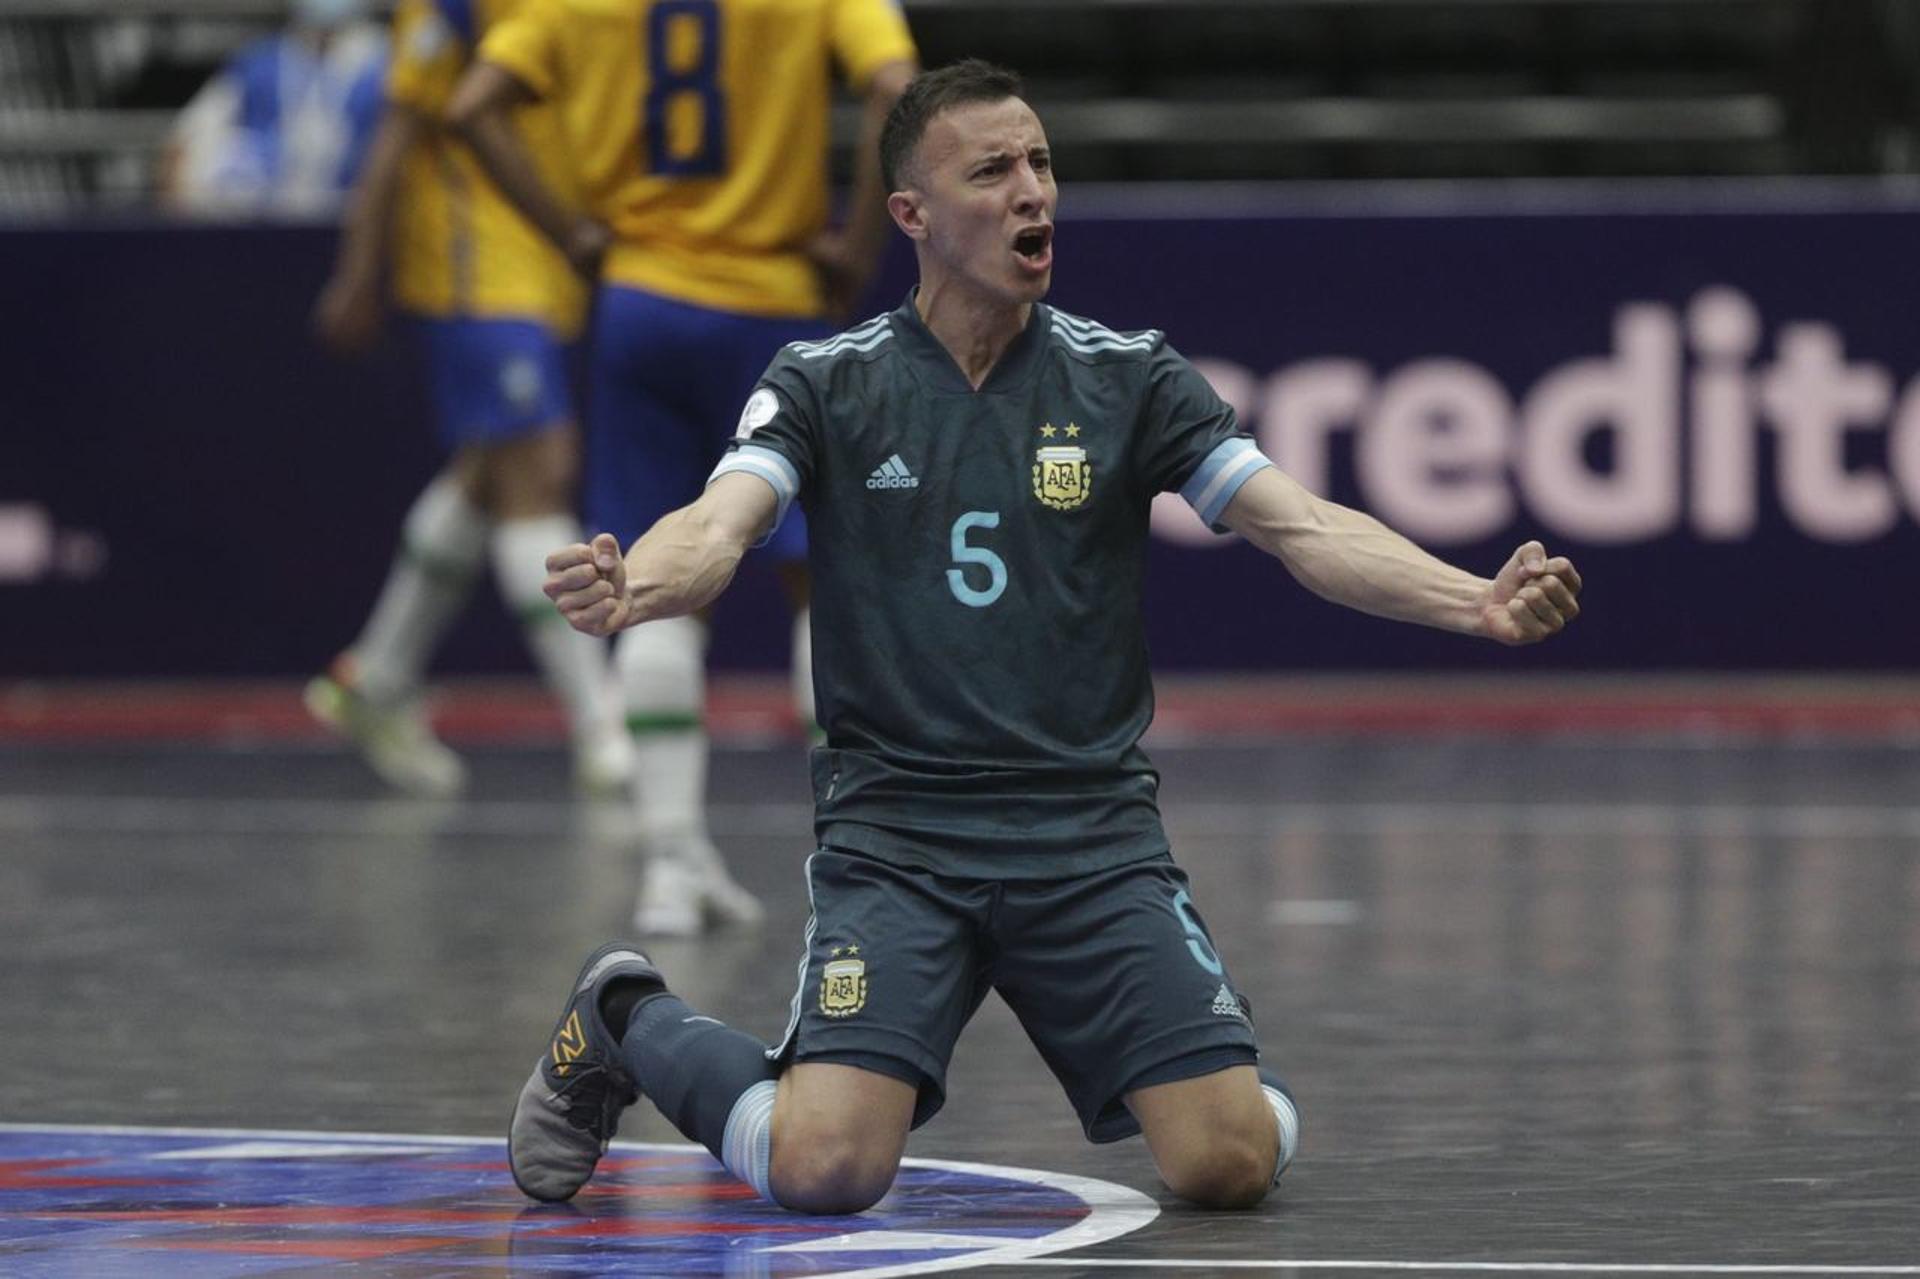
708;444;801;547
1180;437;1273;532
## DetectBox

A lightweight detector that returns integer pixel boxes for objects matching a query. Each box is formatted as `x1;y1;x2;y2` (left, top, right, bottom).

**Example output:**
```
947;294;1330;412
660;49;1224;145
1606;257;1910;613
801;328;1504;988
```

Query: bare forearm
333;109;420;281
455;107;578;252
843;61;914;267
621;501;765;624
1218;467;1581;647
1239;492;1490;637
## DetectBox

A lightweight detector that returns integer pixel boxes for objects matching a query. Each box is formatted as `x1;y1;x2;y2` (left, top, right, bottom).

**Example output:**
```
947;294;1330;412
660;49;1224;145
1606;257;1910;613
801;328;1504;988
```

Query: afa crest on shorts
820;944;868;1017
1033;422;1092;510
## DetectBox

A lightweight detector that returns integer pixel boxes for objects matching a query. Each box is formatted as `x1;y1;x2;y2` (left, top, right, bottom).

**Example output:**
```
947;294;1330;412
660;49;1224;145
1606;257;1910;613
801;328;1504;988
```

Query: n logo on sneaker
552;1010;587;1076
865;454;920;491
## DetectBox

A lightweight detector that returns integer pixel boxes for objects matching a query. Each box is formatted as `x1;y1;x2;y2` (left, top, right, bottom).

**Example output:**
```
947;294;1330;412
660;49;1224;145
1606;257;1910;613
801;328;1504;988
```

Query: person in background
161;0;387;218
447;0;916;933
304;0;629;799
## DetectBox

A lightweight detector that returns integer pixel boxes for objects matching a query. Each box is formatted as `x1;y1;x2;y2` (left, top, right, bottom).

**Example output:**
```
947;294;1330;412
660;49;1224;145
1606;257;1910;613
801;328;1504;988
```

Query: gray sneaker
508;942;660;1202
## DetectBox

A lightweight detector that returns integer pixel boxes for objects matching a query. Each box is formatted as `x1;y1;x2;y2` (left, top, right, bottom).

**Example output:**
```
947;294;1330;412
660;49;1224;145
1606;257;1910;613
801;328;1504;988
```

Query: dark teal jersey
712;292;1271;878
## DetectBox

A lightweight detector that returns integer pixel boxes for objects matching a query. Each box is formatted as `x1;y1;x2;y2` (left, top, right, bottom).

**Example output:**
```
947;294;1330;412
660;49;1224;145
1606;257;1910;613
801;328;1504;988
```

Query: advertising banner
5;188;1916;675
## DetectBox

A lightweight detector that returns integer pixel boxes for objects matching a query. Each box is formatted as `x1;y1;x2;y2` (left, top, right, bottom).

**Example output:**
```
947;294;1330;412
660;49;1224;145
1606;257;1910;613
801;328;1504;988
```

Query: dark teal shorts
766;846;1261;1142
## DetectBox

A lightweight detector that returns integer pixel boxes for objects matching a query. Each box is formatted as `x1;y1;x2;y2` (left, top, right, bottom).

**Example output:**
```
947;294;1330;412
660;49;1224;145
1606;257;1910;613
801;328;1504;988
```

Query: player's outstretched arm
1217;466;1582;645
543;473;780;636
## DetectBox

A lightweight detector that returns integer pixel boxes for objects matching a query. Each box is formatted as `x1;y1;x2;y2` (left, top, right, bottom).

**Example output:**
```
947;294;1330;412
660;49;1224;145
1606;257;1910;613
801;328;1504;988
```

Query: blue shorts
412;317;573;449
586;285;828;560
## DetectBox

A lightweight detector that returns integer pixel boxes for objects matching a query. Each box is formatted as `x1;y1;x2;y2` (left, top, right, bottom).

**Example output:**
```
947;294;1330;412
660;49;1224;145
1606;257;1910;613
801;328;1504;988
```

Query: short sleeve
707;352;821;546
1138;340;1273;532
386;0;467;113
828;0;917;91
478;0;564;99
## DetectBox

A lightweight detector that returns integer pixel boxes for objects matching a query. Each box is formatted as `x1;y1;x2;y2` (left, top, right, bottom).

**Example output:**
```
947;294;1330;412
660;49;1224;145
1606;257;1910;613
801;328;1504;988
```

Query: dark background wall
6;189;1918;676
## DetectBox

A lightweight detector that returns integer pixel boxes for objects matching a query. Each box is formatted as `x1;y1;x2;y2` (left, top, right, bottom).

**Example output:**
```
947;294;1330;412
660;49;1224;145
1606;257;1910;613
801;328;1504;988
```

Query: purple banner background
4;193;1916;676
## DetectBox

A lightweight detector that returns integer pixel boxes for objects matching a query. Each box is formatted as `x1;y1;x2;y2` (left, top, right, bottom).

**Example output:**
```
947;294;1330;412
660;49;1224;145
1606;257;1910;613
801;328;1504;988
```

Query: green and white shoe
304;658;466;799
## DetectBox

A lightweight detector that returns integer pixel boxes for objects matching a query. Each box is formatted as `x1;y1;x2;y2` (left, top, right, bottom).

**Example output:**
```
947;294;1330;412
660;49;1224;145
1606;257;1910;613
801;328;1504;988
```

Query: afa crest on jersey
1033;426;1092;510
820;945;868;1017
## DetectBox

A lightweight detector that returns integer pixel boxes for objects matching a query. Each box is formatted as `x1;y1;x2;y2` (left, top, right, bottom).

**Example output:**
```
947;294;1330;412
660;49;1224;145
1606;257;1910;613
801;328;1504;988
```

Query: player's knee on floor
768;1134;901;1215
1156;1133;1278;1210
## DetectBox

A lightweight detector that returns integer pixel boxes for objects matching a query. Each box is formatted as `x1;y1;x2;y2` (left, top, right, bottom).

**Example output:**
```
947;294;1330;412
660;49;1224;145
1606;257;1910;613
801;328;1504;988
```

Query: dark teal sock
621;994;779;1159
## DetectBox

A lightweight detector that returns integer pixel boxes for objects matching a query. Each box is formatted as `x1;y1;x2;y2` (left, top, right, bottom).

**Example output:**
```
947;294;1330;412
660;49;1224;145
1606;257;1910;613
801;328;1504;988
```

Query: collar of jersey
892;289;1049;396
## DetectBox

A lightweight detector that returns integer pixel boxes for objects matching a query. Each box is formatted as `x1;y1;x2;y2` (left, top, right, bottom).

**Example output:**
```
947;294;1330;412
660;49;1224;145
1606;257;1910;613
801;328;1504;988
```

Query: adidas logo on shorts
866;454;920;490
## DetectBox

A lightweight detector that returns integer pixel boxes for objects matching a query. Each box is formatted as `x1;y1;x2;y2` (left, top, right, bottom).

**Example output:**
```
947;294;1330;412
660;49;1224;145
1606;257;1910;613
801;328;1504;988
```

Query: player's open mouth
1012;225;1053;271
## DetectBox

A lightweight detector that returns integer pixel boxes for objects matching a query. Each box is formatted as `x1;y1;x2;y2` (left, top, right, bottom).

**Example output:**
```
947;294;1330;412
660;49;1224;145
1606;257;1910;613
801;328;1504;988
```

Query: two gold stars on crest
1039;423;1081;439
830;945;862;957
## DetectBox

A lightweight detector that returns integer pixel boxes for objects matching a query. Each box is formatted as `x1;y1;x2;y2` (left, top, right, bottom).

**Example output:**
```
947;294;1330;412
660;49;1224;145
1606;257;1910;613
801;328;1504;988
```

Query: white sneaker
632;857;704;937
630;844;767;936
680;837;766;929
305;662;466;799
573;722;634;799
697;862;766;929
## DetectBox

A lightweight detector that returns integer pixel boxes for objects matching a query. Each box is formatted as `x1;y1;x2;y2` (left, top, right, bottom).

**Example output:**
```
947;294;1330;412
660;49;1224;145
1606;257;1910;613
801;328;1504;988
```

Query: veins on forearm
626;513;746;622
1259;505;1487;636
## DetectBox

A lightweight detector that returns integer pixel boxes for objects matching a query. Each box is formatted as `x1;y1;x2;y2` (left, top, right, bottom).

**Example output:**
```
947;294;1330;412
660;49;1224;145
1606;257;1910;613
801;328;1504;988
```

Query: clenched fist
544;533;634;637
1481;540;1583;646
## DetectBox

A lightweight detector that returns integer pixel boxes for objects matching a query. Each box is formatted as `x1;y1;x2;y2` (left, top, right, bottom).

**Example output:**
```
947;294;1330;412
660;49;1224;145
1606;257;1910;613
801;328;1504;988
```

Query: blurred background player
160;0;386;219
304;0;629;799
447;0;917;933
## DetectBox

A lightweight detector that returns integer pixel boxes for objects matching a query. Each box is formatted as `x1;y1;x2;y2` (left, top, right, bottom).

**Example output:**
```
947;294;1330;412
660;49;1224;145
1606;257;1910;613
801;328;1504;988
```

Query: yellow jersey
386;0;587;336
481;0;916;318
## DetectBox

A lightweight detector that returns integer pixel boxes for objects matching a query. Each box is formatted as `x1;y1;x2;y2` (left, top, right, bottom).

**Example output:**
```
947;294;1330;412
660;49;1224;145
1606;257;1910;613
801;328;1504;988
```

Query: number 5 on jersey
947;512;1007;608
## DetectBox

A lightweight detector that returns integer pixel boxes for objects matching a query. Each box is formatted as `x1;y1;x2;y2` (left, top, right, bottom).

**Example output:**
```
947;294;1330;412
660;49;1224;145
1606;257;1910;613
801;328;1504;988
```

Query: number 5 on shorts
1171;889;1225;975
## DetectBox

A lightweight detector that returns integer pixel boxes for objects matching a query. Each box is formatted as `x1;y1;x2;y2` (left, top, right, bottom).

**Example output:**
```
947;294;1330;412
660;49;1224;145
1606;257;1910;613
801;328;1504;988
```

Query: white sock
790;606;816;732
616;616;710;857
720;1079;777;1199
1263;1084;1300;1183
349;474;487;704
492;515;619;736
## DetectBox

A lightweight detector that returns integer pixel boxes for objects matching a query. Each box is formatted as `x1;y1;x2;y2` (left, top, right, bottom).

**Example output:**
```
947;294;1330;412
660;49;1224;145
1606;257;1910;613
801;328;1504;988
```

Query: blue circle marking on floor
0;1123;1158;1276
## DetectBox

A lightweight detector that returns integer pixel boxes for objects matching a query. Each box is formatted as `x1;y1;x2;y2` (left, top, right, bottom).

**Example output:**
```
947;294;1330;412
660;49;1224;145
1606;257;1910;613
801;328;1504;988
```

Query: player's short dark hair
880;59;1026;192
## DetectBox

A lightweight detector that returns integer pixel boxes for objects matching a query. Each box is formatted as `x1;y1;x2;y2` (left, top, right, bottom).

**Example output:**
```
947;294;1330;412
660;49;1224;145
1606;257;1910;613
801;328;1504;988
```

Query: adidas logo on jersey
866;454;920;490
1211;983;1247;1020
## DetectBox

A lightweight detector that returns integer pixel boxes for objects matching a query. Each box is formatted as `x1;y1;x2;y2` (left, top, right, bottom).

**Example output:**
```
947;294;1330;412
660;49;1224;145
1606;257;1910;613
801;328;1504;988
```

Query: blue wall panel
4;194;1916;676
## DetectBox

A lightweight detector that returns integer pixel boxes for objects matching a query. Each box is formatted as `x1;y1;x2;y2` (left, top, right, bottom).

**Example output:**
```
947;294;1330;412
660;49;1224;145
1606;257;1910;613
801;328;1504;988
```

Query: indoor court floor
3;695;1918;1276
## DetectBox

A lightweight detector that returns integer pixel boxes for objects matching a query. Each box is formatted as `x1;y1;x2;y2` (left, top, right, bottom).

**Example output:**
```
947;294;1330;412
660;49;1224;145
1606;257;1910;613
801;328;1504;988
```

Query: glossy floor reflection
2;735;1917;1276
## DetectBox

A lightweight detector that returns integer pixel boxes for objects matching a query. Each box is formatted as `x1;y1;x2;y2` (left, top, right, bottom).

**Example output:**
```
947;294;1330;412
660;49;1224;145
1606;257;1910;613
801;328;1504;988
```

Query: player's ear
888;189;929;241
